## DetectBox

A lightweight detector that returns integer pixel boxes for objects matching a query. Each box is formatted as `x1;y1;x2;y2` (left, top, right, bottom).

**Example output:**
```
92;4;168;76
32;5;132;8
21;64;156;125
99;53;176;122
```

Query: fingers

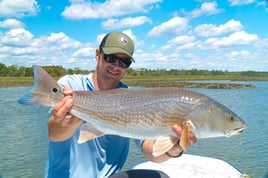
52;96;73;122
172;123;197;145
63;86;73;96
172;124;182;135
50;86;81;127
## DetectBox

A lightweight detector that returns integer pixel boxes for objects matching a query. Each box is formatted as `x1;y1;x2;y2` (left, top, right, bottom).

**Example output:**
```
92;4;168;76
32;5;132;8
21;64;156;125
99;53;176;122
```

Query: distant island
125;80;255;89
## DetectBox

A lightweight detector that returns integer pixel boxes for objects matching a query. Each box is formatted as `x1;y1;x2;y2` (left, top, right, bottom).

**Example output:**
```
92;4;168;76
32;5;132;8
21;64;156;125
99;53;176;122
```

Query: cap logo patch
119;36;128;45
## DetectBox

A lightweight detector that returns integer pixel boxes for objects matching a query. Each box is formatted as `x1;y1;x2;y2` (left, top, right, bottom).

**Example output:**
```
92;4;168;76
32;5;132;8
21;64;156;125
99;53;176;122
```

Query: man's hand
48;86;83;141
165;124;197;157
142;124;197;163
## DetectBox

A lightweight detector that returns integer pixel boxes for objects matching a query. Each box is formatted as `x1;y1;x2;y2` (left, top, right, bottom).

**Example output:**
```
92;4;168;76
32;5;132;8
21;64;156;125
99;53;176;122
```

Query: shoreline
0;79;255;89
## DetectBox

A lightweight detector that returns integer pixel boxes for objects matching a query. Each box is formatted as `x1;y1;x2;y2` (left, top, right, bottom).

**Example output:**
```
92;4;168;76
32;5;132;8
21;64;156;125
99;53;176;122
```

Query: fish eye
229;116;235;122
52;87;58;93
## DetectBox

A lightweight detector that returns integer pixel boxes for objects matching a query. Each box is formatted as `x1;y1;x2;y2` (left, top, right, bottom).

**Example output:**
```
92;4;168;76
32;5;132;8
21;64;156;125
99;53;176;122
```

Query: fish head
189;98;246;138
32;83;64;106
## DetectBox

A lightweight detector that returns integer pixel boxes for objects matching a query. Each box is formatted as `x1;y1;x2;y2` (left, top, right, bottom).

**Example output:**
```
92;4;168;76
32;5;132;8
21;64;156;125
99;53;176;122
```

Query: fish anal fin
78;123;104;144
180;122;191;150
153;136;179;157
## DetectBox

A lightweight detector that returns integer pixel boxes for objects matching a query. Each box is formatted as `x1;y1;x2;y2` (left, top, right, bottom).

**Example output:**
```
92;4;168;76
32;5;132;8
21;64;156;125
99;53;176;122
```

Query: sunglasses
103;53;132;68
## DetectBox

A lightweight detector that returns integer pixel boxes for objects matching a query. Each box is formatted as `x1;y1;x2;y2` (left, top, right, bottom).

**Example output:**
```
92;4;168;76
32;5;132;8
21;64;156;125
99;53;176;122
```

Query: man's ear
95;48;101;61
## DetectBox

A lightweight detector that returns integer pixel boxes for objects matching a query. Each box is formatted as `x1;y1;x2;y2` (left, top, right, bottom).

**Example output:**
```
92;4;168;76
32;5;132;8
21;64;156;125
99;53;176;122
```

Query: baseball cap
99;32;135;62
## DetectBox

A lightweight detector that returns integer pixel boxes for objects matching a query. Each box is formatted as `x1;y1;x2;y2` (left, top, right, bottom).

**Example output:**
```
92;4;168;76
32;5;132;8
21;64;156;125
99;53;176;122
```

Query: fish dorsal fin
78;123;104;144
153;136;179;157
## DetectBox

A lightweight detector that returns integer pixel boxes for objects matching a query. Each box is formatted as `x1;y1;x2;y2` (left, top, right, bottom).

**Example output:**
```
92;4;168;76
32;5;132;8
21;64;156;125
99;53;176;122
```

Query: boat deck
132;154;250;178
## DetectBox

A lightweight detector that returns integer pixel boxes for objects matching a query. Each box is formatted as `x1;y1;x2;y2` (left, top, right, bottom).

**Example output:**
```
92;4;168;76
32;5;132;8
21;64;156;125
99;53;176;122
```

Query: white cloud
194;19;244;37
102;16;152;30
45;32;81;49
204;31;259;48
0;0;39;17
189;2;222;18
0;29;88;68
0;19;25;29
227;50;251;59
161;35;195;50
228;0;255;6
147;16;188;37
1;28;33;46
176;42;197;50
168;35;195;45
72;46;95;58
62;0;161;19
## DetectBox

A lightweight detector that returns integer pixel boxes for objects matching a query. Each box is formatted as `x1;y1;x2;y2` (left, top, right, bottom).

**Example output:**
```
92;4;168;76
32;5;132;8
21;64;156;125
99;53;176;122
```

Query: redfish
18;66;245;157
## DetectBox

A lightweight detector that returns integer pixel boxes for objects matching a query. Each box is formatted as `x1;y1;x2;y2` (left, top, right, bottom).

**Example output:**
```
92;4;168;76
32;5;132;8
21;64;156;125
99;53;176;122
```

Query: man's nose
110;59;120;68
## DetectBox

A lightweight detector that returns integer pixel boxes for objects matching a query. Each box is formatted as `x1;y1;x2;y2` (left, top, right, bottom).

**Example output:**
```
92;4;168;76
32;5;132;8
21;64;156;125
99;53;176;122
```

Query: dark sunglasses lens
104;55;115;63
119;58;131;68
104;54;131;68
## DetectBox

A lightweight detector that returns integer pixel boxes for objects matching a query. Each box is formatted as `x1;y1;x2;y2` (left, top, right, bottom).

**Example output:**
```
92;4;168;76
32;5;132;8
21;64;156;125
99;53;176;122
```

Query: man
45;32;196;178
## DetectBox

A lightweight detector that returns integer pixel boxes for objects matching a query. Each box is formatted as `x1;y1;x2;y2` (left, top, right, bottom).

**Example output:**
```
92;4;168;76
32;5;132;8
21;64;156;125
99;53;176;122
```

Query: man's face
96;50;131;84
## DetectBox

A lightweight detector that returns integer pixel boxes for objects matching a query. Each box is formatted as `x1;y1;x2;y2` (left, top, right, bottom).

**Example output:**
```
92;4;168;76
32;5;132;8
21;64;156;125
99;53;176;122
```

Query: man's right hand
48;86;83;142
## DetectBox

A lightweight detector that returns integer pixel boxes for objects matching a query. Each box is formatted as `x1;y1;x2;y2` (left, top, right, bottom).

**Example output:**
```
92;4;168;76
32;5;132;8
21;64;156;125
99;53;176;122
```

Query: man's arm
47;87;83;142
142;124;197;163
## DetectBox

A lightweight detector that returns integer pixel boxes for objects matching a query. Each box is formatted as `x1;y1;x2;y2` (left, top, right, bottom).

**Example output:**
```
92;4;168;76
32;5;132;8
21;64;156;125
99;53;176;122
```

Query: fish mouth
225;127;245;137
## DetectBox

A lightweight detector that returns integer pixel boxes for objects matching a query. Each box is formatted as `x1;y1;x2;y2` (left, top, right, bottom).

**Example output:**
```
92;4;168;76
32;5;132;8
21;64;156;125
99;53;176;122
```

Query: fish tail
18;66;62;106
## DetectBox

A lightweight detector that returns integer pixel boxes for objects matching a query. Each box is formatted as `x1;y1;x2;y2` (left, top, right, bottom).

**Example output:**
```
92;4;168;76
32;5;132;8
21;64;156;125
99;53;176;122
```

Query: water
0;82;267;178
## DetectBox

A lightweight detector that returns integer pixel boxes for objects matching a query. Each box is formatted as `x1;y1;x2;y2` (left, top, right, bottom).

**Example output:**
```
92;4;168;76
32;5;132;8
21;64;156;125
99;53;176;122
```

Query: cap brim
102;47;135;62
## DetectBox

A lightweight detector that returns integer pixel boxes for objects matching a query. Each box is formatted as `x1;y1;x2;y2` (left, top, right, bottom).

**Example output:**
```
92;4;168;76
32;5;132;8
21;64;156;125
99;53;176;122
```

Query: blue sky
0;0;267;71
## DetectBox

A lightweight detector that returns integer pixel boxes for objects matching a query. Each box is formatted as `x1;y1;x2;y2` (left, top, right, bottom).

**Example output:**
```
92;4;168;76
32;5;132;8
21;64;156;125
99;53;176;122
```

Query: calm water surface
0;82;267;178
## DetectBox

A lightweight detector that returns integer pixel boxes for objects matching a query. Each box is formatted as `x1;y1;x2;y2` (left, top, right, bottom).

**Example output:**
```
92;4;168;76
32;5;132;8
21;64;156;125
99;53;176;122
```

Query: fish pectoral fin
78;123;104;144
180;122;191;150
152;136;179;157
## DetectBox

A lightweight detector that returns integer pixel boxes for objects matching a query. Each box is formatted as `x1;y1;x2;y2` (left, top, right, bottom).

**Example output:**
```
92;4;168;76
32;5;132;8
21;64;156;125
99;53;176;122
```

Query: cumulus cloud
168;35;195;45
0;0;39;17
1;28;33;46
161;35;195;50
227;50;251;59
147;16;188;37
45;32;81;49
189;2;223;18
0;19;25;29
0;29;88;68
204;31;259;48
194;19;244;37
157;30;259;60
72;46;95;58
62;0;161;19
102;16;152;30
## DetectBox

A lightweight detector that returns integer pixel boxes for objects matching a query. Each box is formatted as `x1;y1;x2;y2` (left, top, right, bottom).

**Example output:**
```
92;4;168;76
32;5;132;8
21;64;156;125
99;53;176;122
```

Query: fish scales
72;88;199;127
